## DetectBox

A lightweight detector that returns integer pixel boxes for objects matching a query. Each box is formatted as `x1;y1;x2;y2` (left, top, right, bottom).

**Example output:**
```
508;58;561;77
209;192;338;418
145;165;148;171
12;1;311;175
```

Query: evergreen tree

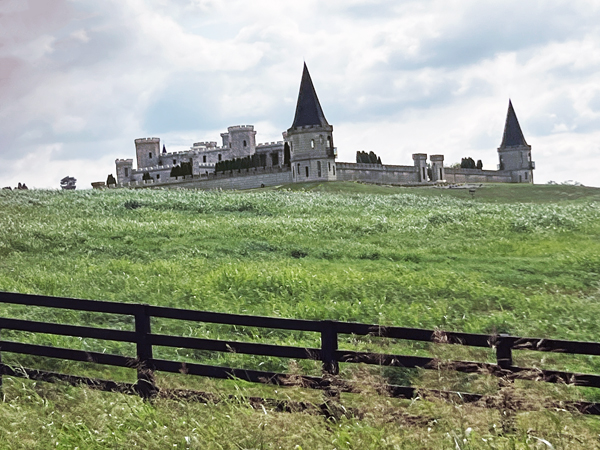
476;159;483;170
170;165;181;179
461;157;476;169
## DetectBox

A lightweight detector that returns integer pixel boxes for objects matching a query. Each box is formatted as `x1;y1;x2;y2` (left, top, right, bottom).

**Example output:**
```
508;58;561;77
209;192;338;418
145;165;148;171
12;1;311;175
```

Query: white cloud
1;0;600;188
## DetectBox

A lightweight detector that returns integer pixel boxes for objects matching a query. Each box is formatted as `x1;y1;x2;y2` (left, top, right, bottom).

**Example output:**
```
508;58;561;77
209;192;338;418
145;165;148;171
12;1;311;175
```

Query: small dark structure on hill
60;176;77;190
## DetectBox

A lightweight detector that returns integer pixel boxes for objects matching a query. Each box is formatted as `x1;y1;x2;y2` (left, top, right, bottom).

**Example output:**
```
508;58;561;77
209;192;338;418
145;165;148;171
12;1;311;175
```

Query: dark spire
500;100;528;148
291;63;329;128
162;144;167;154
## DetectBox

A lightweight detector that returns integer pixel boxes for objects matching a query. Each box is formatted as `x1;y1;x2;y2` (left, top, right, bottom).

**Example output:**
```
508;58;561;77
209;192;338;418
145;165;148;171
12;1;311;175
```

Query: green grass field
0;182;599;448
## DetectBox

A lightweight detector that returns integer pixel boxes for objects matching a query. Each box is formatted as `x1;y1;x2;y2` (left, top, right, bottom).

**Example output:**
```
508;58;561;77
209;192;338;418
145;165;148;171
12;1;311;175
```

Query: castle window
439;168;443;179
333;165;335;176
157;174;160;180
203;155;206;163
297;163;300;175
311;139;315;149
317;161;321;177
525;172;528;180
320;136;324;144
149;152;152;159
305;166;309;177
218;154;222;161
243;140;247;147
173;159;176;165
229;143;232;148
328;162;331;172
124;168;129;177
327;136;331;148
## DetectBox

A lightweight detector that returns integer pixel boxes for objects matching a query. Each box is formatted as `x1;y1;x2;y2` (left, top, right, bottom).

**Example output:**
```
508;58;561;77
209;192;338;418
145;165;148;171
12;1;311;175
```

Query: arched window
311;139;315;149
332;165;335;176
319;135;324;144
305;166;309;177
327;136;331;148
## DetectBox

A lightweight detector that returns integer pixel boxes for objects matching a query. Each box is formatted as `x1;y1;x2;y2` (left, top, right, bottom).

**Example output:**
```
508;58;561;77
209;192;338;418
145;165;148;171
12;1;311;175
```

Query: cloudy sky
2;0;600;188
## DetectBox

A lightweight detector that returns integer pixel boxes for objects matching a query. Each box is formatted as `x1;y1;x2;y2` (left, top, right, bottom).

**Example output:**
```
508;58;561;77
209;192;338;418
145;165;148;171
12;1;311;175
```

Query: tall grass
0;184;599;447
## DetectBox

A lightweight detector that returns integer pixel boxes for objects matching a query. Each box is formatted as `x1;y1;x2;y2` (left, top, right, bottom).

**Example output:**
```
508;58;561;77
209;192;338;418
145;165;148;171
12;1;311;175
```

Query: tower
286;63;337;182
497;100;534;183
430;155;445;182
135;137;160;170
115;159;133;184
412;153;428;182
220;125;256;158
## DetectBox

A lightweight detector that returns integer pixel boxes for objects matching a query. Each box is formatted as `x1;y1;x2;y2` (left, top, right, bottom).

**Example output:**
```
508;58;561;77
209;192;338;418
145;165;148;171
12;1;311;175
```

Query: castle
113;64;534;189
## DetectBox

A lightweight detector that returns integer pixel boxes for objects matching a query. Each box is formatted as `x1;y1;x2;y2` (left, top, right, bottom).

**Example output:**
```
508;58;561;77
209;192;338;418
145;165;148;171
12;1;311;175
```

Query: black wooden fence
1;291;600;414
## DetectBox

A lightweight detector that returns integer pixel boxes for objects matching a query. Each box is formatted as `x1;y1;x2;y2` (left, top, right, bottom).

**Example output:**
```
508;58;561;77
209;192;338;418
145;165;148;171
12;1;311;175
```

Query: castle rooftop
290;63;329;129
500;100;528;148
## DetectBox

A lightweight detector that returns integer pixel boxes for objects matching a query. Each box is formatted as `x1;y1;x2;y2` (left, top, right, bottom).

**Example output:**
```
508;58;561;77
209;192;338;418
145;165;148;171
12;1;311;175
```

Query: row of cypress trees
215;154;267;173
461;157;483;169
170;162;193;179
356;151;382;165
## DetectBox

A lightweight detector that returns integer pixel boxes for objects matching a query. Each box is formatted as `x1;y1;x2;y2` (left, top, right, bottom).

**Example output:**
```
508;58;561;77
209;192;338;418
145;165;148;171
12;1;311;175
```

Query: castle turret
412;153;428;182
135;137;160;170
430;155;445;182
497;100;534;183
286;63;337;182
115;159;133;184
220;125;256;158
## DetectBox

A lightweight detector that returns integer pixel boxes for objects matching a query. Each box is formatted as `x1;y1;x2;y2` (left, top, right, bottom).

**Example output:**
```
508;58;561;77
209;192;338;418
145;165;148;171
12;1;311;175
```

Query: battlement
257;141;284;147
228;125;254;131
135;137;160;143
192;141;218;148
115;159;133;164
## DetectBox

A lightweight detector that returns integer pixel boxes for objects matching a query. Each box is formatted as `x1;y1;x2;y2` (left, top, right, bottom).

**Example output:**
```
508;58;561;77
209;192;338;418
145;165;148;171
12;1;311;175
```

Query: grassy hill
0;182;599;448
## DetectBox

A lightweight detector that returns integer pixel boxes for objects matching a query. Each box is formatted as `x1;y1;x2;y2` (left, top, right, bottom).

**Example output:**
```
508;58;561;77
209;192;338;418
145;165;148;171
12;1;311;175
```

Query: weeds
0;184;600;447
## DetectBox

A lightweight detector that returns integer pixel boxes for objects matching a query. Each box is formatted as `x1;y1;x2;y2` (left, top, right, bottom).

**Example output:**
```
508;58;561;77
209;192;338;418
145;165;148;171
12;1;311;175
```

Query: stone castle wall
444;168;512;184
117;166;292;191
336;162;420;184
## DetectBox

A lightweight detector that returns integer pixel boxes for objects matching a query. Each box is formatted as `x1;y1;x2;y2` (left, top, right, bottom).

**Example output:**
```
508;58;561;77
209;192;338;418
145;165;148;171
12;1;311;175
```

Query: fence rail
1;291;600;414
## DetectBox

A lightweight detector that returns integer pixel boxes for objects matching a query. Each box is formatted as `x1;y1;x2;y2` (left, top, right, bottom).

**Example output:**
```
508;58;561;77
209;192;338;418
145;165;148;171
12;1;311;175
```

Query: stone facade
113;67;536;190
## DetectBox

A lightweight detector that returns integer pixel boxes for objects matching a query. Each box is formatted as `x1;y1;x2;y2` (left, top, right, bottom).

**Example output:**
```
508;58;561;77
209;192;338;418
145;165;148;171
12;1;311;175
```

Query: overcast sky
2;0;600;188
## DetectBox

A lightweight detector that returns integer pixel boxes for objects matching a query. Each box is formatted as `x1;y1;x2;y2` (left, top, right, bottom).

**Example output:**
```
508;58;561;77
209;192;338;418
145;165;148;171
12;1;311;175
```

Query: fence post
496;333;513;370
134;305;157;399
321;321;339;376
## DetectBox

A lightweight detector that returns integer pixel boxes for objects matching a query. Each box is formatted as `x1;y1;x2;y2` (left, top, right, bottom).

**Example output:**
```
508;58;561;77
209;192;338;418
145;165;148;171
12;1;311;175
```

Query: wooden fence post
496;333;513;370
134;305;157;399
321;321;339;376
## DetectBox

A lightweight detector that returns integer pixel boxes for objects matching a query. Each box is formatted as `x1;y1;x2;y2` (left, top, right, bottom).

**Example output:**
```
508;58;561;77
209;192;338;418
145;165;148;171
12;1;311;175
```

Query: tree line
215;154;267;173
356;151;382;165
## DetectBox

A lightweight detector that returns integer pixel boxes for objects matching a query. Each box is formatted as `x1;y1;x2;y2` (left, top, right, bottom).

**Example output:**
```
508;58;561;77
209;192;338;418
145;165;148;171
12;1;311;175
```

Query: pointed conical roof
291;63;329;128
500;100;528;148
